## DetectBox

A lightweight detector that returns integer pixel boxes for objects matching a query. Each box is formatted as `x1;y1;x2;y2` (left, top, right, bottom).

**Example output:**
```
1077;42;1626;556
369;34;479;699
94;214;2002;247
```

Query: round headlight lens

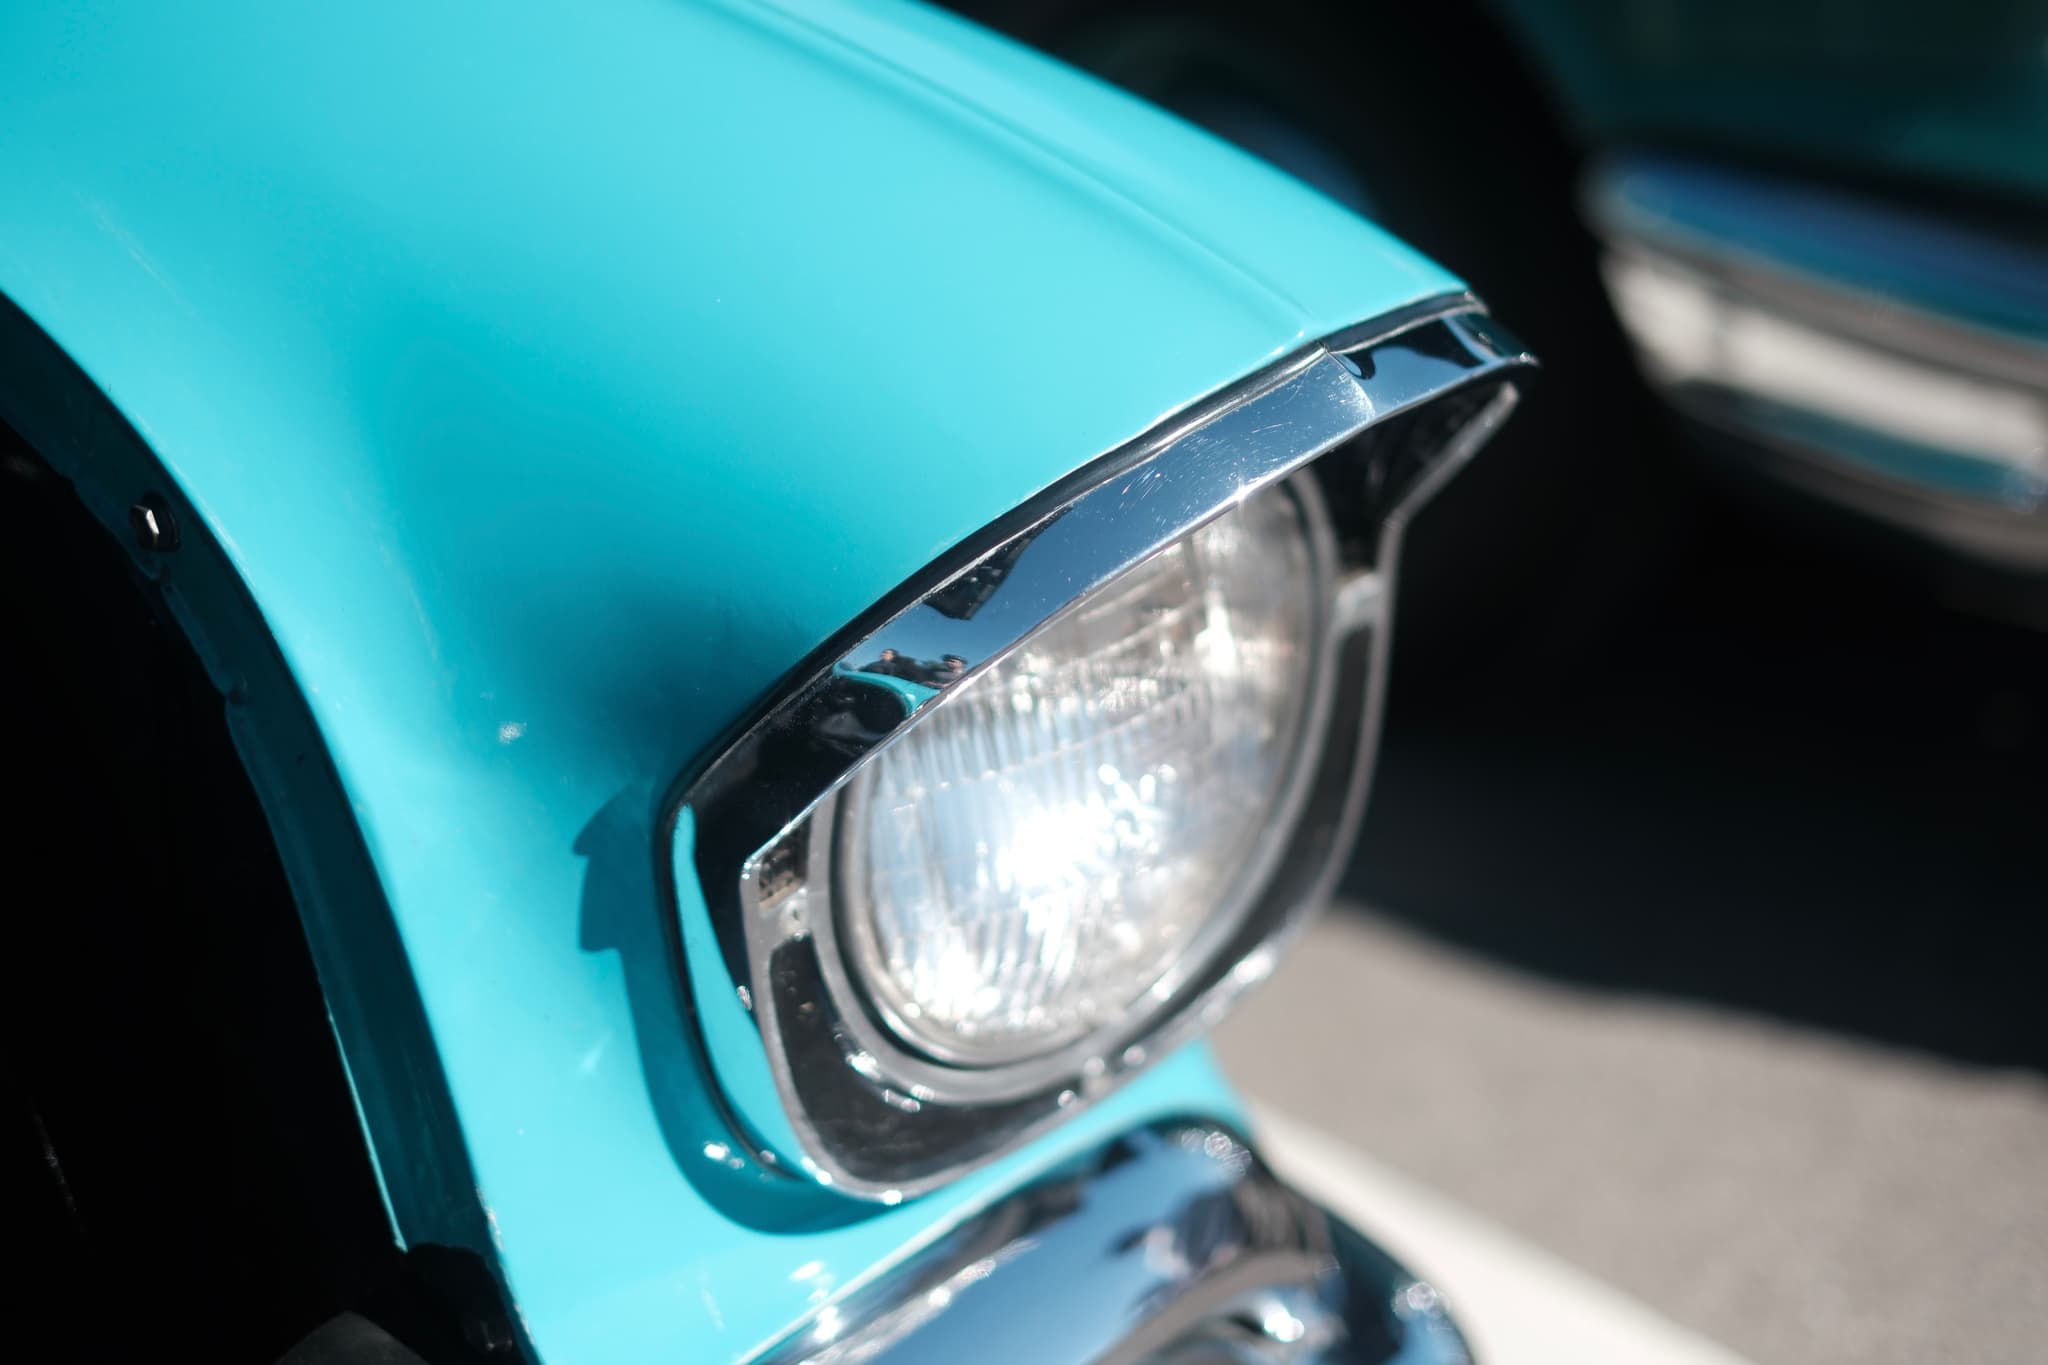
837;481;1323;1066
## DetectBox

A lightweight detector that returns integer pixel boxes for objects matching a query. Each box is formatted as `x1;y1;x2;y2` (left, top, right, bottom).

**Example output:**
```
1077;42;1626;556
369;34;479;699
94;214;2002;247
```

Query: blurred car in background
953;0;2048;647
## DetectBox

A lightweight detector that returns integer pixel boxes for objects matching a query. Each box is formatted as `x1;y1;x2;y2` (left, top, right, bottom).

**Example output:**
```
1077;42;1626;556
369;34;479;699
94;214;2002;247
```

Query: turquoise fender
0;1;1462;1360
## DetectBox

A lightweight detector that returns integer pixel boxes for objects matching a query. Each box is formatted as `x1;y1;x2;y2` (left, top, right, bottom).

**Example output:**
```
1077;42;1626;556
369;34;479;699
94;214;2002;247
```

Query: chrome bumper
1588;154;2048;572
764;1120;1471;1364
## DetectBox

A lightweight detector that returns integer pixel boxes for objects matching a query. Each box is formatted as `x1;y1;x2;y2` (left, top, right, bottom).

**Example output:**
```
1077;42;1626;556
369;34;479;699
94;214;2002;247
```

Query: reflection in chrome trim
762;1121;1471;1365
670;304;1533;1198
1588;155;2048;570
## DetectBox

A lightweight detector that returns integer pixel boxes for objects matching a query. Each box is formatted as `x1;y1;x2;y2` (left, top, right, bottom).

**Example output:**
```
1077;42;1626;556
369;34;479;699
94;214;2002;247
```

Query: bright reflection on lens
839;482;1319;1065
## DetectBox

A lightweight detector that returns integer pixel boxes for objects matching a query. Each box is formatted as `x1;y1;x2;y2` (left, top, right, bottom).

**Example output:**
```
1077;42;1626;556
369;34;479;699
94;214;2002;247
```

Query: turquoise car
2;2;1530;1362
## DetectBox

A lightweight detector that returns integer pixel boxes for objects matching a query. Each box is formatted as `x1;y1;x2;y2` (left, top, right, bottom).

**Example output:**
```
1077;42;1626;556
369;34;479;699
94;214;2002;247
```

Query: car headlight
839;479;1327;1067
676;299;1533;1200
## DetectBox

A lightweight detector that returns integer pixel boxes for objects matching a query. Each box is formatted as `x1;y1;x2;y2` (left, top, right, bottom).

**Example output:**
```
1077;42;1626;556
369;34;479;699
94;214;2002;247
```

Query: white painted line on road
1251;1105;1758;1365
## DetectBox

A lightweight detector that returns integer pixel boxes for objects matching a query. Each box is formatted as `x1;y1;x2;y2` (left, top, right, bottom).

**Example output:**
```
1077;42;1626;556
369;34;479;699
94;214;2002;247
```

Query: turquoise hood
0;2;1461;1361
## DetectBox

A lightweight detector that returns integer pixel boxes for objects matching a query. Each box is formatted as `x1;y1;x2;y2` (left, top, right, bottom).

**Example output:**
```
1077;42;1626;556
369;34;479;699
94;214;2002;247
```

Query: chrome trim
760;1120;1473;1365
1329;570;1386;637
670;304;1532;1198
1587;155;2048;570
1317;289;1483;356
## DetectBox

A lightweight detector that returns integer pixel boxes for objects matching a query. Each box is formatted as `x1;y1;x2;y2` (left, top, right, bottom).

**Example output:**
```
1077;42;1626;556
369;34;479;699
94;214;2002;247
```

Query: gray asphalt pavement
1215;907;2048;1365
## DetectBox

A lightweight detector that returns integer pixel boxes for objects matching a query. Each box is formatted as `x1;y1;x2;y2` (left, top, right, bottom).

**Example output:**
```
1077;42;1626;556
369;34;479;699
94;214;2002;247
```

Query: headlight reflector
838;483;1321;1066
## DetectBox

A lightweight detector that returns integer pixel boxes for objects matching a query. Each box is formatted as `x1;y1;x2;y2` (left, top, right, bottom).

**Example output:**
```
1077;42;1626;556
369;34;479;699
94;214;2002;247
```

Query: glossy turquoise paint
0;1;1461;1361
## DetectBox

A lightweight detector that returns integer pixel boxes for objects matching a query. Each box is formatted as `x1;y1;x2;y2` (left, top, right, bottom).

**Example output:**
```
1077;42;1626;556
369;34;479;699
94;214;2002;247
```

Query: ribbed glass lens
838;483;1319;1065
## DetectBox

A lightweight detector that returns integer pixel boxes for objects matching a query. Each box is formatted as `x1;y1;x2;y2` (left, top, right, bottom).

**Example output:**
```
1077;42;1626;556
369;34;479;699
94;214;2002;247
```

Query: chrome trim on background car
1587;154;2048;571
671;303;1534;1199
762;1120;1472;1365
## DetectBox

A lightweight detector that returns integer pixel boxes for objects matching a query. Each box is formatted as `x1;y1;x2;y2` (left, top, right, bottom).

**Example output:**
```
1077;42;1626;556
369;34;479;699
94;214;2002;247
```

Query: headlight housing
838;479;1330;1070
676;300;1532;1199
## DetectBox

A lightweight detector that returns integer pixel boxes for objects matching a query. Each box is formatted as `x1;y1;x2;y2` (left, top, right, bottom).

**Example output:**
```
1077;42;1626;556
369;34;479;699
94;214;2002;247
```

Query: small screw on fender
129;496;178;552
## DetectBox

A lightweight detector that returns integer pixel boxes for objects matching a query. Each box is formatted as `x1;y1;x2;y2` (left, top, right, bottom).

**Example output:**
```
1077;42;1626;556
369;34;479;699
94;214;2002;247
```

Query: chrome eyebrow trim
665;300;1534;1199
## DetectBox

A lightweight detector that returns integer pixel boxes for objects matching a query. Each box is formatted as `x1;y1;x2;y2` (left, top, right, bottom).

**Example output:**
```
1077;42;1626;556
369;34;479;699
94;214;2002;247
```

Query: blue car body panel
0;1;1462;1360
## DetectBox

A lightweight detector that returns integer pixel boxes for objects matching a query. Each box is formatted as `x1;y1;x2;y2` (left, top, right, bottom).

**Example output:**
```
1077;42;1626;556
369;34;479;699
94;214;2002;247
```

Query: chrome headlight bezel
670;298;1532;1200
